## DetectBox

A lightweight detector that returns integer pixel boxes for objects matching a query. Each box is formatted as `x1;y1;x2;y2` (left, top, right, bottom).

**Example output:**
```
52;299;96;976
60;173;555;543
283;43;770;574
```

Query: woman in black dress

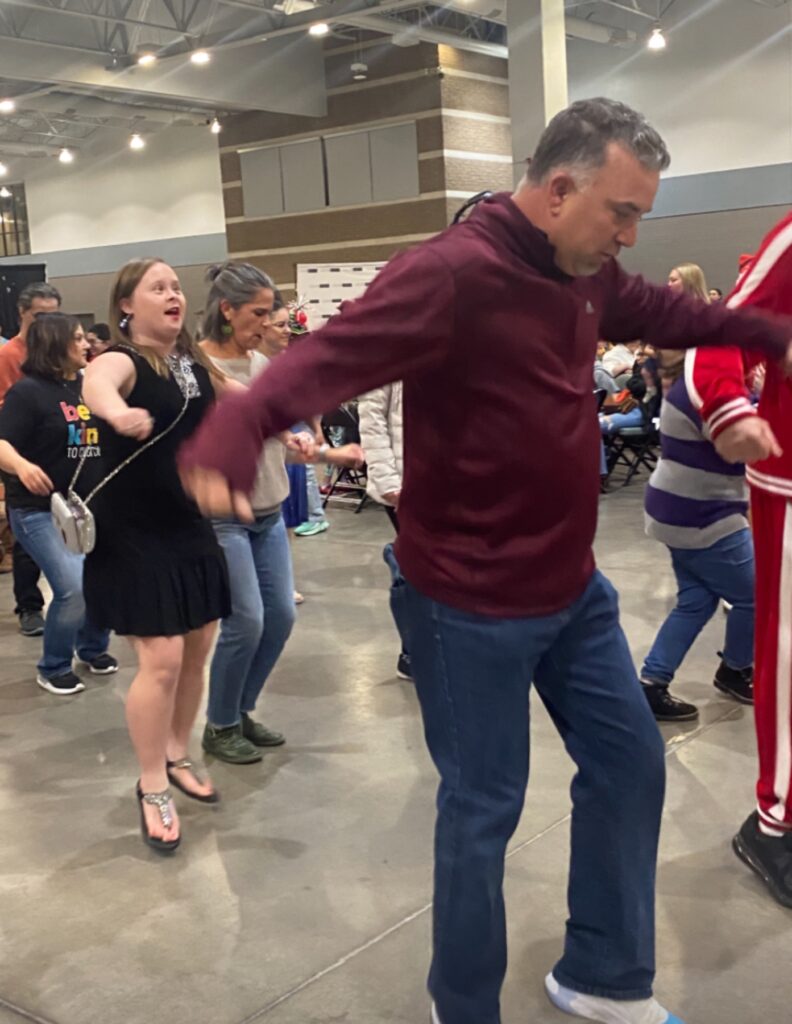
82;258;233;854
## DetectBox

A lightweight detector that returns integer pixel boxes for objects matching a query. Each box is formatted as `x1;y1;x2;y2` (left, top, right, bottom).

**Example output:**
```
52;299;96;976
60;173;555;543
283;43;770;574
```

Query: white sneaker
545;973;684;1024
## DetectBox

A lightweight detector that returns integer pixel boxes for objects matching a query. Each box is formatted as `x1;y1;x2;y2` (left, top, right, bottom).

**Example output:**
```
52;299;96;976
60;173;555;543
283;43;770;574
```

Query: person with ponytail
198;262;363;764
81;258;236;854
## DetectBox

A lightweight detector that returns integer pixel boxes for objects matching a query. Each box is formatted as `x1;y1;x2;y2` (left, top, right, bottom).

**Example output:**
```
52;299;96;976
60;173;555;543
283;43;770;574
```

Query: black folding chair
321;404;370;513
605;420;660;487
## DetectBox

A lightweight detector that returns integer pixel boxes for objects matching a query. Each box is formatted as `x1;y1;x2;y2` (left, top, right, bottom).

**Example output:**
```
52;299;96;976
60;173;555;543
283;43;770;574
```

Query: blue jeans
405;571;665;1024
600;408;644;434
383;542;410;657
208;511;296;727
305;464;326;524
9;507;110;678
642;528;755;686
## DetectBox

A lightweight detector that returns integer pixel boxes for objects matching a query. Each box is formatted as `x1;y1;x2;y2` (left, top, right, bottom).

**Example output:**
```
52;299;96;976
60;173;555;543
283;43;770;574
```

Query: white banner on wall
296;261;386;331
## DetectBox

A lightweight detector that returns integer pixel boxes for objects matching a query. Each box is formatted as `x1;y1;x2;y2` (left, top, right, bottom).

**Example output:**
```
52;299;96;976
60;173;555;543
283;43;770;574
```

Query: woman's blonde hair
671;262;710;304
109;257;222;381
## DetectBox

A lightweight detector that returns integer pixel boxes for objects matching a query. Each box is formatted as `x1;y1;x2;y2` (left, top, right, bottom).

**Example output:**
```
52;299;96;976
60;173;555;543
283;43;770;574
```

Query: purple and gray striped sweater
644;375;749;549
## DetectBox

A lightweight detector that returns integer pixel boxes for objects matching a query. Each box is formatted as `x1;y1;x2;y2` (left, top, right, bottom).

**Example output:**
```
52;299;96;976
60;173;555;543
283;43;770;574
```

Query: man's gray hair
18;281;61;311
527;97;670;184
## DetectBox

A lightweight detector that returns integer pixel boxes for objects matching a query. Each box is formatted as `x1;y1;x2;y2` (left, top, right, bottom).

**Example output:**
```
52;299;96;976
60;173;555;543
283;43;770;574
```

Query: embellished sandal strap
168;758;194;771
141;788;174;828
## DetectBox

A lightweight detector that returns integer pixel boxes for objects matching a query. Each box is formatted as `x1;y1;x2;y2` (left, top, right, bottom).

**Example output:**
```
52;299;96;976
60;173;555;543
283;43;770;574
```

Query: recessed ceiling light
137;51;157;67
647;25;666;51
0;99;15;113
129;132;145;150
309;22;330;37
59;147;74;164
190;49;211;65
0;187;11;198
210;117;222;134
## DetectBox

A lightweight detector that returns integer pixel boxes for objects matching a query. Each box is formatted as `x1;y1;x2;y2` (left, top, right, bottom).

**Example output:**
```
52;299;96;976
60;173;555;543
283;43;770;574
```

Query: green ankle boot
202;722;263;764
241;712;286;747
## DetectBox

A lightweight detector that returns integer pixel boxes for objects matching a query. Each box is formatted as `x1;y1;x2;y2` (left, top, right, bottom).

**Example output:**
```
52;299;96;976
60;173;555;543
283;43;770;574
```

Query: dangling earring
221;320;233;337
119;313;132;333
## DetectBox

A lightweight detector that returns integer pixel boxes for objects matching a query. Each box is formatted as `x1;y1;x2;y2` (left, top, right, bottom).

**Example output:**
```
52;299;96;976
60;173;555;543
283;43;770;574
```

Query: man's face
546;143;660;277
19;296;60;335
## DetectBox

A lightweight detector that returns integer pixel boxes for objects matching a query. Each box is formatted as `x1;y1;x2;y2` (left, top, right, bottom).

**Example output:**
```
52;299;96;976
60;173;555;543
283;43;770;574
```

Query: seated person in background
600;357;661;436
709;287;723;302
602;338;641;381
593;341;620;395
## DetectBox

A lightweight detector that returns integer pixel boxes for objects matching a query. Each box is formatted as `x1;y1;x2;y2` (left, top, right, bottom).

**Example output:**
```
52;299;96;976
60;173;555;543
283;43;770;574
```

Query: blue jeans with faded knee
9;507;109;678
405;570;666;1024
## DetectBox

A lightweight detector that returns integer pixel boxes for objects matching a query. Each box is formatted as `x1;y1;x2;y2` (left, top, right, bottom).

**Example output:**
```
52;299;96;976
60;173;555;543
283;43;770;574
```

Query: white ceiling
0;0;771;164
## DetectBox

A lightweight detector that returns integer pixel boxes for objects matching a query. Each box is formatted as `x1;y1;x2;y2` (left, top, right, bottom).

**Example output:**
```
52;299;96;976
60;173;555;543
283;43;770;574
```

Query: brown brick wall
221;40;512;278
444;157;513;194
227;197;449;254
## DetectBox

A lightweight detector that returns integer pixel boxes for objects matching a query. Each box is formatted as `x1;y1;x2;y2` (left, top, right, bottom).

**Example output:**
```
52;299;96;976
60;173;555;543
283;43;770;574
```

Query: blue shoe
294;520;329;537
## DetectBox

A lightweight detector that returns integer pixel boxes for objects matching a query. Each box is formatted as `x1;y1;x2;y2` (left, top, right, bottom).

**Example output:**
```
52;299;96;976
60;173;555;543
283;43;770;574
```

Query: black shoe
714;660;754;704
36;671;85;696
733;811;792;908
19;610;45;636
397;653;413;681
641;682;699;722
72;652;119;675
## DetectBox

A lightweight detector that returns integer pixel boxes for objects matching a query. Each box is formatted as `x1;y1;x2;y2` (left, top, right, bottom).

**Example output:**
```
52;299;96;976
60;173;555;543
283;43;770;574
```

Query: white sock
545;973;680;1024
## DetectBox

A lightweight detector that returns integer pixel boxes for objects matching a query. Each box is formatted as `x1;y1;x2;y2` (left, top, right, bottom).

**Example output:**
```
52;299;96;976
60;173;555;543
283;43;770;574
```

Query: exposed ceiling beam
0;0;187;34
342;11;507;55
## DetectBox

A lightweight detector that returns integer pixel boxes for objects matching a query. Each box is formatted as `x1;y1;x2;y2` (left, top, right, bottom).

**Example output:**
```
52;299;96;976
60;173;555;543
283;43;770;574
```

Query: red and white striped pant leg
751;486;792;835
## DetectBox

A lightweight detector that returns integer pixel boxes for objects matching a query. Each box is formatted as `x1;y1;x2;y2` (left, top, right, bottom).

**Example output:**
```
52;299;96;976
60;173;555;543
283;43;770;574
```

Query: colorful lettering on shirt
60;398;101;459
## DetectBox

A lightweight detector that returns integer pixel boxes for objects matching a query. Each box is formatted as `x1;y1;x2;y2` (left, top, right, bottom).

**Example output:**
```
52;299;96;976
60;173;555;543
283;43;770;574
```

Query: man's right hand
179;467;254;522
714;415;782;464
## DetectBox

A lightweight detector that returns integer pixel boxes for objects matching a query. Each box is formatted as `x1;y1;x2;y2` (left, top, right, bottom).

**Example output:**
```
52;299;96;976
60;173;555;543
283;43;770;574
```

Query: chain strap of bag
51;345;193;554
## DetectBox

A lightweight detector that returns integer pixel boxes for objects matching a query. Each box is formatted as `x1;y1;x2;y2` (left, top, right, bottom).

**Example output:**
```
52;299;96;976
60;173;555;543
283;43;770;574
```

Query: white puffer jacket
358;382;403;504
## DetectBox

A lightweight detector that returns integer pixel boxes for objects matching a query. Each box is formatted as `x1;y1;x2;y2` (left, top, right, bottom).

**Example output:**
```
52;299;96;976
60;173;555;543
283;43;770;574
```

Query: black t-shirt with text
0;374;103;511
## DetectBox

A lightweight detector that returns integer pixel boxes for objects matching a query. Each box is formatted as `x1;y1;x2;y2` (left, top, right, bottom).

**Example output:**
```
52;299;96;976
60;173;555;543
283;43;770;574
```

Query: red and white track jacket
686;211;792;497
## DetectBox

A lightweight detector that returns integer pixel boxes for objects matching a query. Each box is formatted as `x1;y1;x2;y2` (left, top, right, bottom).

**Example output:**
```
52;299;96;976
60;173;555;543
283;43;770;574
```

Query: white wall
567;0;792;178
22;125;226;254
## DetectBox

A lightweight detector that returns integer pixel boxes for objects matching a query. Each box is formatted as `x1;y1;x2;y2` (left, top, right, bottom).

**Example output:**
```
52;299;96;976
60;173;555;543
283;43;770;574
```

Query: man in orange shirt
0;282;61;635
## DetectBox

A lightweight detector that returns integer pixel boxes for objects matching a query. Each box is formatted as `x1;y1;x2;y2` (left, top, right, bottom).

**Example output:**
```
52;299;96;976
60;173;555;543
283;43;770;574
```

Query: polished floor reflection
0;487;789;1024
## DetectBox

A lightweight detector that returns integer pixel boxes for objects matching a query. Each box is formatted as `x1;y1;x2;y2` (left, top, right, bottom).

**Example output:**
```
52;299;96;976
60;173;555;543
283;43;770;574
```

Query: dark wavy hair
21;312;82;380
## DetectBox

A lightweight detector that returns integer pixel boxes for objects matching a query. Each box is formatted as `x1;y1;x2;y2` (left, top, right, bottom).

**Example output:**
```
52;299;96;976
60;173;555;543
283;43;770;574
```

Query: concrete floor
0;485;790;1024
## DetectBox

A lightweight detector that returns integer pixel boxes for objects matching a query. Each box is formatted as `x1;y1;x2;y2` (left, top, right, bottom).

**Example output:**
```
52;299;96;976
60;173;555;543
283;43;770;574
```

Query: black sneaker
19;610;45;636
733;811;792;908
36;671;85;696
397;653;413;681
714;660;753;704
641;682;699;722
73;653;119;675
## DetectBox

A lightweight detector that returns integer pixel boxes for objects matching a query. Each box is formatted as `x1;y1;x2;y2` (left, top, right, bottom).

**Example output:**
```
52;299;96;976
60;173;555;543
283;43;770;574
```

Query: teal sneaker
294;520;329;537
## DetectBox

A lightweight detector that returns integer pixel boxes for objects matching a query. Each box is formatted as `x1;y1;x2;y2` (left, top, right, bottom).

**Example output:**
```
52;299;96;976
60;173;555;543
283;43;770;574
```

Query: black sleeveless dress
83;346;231;637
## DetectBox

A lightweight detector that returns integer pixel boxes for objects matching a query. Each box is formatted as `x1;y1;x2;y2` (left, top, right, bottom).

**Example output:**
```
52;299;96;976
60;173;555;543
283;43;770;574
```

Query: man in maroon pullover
180;100;791;1024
